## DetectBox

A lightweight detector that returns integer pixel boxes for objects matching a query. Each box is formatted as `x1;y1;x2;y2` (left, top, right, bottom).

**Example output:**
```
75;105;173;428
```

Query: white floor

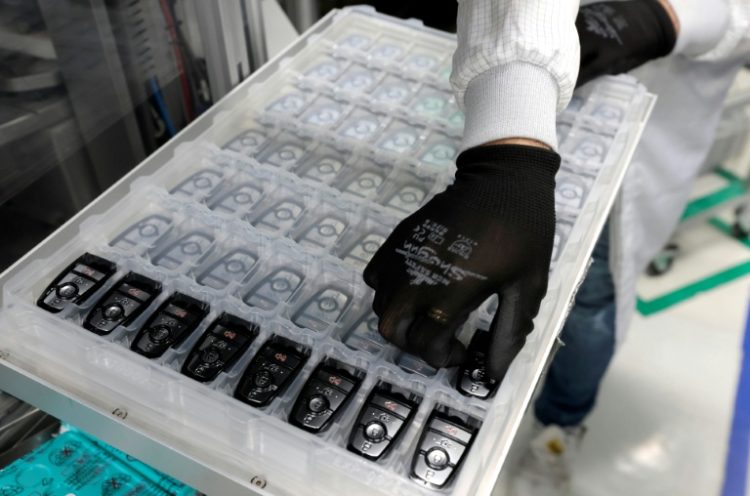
494;218;750;496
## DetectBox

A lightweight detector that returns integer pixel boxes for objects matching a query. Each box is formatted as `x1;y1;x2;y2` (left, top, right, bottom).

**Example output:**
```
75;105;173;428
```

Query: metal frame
245;0;269;71
194;0;252;100
194;0;279;101
283;0;320;32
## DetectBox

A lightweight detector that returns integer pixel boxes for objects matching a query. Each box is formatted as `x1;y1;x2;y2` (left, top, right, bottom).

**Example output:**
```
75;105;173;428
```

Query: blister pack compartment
0;7;654;496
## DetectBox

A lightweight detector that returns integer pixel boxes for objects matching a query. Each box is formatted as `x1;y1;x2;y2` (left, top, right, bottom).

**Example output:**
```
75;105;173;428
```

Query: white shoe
508;423;585;496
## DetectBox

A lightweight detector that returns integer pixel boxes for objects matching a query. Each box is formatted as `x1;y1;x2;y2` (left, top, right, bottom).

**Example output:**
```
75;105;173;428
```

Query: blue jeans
534;225;616;427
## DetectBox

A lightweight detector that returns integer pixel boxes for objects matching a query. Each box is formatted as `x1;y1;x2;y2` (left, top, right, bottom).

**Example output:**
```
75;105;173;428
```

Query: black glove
364;145;559;381
576;0;678;87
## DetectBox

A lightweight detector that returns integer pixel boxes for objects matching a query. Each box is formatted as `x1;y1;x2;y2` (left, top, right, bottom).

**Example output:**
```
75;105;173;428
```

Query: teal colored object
0;427;197;496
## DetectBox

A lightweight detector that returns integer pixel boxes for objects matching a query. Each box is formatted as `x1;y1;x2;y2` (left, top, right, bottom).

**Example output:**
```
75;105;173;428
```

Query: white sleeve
670;0;750;60
451;0;581;152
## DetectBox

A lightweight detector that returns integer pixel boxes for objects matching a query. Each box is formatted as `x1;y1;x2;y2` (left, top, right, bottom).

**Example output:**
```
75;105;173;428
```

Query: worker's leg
534;224;616;427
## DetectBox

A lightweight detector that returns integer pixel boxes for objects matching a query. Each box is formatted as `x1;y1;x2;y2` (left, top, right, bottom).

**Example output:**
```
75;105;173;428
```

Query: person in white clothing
364;0;750;493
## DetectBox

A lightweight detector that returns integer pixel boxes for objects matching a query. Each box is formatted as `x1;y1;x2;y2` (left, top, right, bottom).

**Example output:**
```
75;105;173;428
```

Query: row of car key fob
35;254;264;384
36;253;485;487
37;253;499;396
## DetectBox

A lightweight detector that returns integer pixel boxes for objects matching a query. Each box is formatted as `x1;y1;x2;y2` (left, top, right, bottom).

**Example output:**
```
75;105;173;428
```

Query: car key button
202;348;221;364
420;430;466;465
103;304;124;320
426;448;450;470
412;454;452;487
364;421;387;443
56;283;79;299
307;394;329;414
349;428;390;459
360;406;404;439
253;369;273;388
148;325;172;344
370;393;412;419
307;380;347;411
430;417;474;445
470;369;485;381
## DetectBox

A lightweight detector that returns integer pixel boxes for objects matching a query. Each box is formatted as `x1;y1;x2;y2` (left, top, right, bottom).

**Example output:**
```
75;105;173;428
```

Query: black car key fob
83;273;161;336
130;293;209;358
37;253;116;313
456;330;498;399
289;359;364;433
411;408;481;489
348;383;420;461
234;335;310;408
181;313;259;383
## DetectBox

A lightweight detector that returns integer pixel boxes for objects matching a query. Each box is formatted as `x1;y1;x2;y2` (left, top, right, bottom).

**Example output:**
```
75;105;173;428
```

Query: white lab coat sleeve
451;0;581;152
670;0;750;60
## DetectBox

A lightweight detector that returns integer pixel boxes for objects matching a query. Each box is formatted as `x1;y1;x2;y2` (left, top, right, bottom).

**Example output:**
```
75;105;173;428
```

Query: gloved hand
364;145;560;381
576;0;678;87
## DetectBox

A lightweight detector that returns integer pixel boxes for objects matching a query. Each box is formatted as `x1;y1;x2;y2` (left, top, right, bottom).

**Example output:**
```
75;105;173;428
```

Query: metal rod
244;0;268;71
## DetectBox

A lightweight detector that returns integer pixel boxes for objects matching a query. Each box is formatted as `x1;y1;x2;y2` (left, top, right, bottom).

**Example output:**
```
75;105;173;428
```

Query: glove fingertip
362;261;379;289
485;324;528;382
406;314;468;370
371;295;383;317
485;356;510;383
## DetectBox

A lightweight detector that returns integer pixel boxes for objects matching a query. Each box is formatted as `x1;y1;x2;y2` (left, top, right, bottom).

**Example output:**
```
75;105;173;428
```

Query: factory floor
494;208;750;496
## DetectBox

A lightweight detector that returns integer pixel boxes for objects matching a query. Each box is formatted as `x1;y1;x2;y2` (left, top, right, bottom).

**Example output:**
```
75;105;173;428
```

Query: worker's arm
669;0;748;61
451;0;581;152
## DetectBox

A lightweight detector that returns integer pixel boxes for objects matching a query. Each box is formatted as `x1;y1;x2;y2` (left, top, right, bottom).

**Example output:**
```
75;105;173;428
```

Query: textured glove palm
364;145;560;381
576;0;678;87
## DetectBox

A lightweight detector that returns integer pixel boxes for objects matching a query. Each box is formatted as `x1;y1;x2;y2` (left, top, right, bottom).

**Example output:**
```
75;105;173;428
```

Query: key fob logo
275;352;288;363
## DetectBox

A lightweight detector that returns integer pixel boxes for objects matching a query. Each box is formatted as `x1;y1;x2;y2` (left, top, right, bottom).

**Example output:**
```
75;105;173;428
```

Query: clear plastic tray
0;7;654;496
